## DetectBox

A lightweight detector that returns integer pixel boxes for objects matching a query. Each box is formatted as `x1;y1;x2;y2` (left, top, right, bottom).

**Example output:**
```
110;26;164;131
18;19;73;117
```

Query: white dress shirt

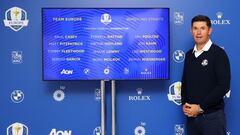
192;39;212;58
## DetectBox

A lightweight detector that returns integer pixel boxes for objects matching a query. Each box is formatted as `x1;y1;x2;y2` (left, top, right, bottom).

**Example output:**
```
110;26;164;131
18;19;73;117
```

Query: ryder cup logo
174;12;184;25
12;51;23;64
173;50;185;63
7;122;28;135
11;90;24;103
211;12;231;25
101;13;111;25
174;124;184;135
201;59;208;66
4;7;29;31
168;82;182;105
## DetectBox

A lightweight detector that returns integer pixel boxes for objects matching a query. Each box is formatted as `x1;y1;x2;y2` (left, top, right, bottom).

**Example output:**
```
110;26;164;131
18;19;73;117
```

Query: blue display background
0;0;239;135
43;8;169;80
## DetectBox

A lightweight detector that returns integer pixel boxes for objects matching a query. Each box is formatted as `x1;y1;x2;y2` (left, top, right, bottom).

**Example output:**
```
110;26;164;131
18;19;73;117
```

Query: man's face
191;21;212;46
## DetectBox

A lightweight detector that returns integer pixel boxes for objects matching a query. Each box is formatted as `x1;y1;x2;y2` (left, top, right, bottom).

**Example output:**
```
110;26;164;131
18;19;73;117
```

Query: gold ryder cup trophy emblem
4;7;29;31
167;81;182;105
7;122;28;135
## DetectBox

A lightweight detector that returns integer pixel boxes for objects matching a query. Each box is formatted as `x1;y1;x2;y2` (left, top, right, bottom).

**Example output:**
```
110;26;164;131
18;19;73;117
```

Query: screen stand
101;80;116;135
111;80;116;135
101;80;106;135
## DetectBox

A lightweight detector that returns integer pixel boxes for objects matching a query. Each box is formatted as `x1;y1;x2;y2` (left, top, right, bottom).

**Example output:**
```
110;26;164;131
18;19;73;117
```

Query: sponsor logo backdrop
0;0;239;135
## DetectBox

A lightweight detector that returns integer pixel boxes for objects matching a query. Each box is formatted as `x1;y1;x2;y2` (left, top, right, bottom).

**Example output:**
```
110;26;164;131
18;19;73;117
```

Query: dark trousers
187;109;226;135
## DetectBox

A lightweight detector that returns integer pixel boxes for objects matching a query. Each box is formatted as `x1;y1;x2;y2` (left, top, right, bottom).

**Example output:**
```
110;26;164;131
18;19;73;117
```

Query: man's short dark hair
191;15;211;28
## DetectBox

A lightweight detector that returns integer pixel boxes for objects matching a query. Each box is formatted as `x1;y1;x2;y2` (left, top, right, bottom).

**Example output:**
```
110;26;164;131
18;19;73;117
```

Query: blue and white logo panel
7;122;28;135
4;7;29;31
168;82;182;105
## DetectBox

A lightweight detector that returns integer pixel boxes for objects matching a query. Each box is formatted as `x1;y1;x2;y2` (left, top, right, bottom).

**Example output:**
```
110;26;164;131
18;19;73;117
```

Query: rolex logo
136;88;143;95
211;12;231;25
129;88;151;101
216;12;223;19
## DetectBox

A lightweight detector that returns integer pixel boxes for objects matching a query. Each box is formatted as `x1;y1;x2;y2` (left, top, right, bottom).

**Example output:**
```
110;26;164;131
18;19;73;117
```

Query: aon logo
60;69;73;75
49;128;72;135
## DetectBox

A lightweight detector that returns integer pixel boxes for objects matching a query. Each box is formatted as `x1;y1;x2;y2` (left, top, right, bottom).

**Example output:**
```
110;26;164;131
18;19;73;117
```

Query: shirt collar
192;39;212;53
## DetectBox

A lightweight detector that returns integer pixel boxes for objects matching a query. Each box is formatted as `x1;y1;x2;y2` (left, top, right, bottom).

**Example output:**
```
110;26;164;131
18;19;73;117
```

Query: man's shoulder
186;49;194;56
209;44;230;62
210;44;227;54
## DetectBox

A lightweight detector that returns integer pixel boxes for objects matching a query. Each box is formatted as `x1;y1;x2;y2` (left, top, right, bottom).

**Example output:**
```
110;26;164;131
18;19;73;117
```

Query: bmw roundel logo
84;68;90;75
11;90;24;103
93;126;101;135
173;50;185;63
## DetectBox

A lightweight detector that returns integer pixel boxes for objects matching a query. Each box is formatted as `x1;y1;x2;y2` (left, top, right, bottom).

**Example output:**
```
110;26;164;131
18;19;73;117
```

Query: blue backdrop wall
0;0;239;135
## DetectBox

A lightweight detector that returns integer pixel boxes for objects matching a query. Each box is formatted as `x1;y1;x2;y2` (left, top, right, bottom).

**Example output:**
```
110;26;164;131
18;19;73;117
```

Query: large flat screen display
42;8;169;80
